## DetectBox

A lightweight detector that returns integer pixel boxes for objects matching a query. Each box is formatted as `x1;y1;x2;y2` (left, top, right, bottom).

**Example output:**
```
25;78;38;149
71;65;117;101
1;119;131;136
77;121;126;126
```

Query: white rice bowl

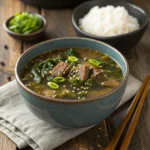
79;5;140;37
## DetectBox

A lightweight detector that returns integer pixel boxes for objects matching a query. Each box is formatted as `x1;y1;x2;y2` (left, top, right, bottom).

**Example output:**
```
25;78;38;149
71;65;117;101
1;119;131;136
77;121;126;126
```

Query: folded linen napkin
0;75;141;150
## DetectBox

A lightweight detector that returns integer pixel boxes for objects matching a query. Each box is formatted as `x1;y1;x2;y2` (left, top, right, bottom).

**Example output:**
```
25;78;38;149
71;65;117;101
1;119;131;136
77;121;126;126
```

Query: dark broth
21;48;123;100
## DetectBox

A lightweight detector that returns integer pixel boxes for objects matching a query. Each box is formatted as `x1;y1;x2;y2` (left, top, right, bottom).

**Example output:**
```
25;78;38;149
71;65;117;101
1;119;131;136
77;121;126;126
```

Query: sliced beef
50;61;71;77
91;68;103;80
78;65;90;81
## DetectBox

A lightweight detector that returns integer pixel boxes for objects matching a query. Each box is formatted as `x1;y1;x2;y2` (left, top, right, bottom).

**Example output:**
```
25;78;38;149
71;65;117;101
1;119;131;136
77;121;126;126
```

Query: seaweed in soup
21;48;123;100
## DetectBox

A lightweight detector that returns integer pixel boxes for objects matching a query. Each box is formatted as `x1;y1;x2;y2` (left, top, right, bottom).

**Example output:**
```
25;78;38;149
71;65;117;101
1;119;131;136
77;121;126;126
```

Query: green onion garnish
68;56;78;62
47;82;59;90
88;59;101;67
53;76;66;83
8;12;44;34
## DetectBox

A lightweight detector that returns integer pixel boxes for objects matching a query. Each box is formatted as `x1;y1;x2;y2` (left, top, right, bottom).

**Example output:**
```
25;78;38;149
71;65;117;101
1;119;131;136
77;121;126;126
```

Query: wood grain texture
107;0;150;149
0;0;24;86
0;132;16;150
0;0;150;150
41;9;77;38
0;0;24;149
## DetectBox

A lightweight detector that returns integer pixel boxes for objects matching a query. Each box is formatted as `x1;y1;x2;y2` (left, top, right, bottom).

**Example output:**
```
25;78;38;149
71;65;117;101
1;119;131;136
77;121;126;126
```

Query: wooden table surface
0;0;150;150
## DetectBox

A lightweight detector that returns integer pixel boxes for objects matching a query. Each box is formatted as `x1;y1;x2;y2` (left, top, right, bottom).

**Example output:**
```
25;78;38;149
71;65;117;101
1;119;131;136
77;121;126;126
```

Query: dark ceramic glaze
21;0;88;9
3;13;47;41
15;37;129;128
72;0;149;54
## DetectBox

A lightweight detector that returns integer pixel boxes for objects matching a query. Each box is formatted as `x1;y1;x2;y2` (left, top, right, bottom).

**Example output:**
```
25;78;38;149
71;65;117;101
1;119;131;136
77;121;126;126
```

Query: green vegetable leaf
31;58;55;83
31;69;41;83
71;79;83;86
65;49;79;57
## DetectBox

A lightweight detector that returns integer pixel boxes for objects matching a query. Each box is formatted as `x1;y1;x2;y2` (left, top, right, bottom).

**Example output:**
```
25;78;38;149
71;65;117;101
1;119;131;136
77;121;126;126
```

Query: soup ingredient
31;58;55;83
88;59;105;67
53;76;66;83
65;49;78;57
55;89;77;99
91;68;103;80
68;56;78;62
79;6;140;37
21;48;123;100
8;12;44;34
102;80;120;88
50;61;71;77
78;65;90;81
47;82;59;90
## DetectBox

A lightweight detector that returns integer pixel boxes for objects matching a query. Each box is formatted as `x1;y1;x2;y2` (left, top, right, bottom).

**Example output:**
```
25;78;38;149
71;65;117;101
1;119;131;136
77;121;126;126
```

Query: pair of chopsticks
106;76;150;150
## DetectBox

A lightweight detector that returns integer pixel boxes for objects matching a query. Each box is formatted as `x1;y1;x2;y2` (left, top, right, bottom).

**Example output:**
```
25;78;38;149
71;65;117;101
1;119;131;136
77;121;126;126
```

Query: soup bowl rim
15;37;129;104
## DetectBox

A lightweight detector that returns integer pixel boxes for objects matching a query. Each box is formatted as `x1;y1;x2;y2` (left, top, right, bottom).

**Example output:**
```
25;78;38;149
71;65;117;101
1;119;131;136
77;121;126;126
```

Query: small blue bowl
15;37;129;128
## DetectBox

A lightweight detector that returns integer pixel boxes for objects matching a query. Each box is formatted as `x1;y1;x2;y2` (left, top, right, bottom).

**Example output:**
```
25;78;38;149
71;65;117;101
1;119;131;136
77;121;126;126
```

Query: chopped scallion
47;82;59;90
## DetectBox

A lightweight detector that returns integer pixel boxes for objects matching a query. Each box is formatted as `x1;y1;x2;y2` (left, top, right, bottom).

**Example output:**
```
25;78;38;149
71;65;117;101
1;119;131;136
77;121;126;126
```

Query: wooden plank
0;132;16;150
41;9;77;38
76;121;109;150
0;0;24;86
106;0;150;149
0;0;25;149
23;5;41;51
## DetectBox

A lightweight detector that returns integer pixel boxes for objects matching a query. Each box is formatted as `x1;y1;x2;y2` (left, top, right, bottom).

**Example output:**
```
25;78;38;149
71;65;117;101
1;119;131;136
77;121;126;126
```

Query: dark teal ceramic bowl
15;37;129;128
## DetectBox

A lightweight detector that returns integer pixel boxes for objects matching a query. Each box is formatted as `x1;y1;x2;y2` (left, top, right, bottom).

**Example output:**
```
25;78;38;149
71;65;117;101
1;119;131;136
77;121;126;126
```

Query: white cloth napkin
0;75;141;150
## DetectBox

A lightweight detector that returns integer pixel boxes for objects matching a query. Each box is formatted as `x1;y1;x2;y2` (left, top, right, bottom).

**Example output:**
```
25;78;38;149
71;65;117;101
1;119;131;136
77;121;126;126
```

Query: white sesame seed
53;91;56;93
72;90;75;93
73;87;76;89
63;85;66;88
77;88;80;90
52;95;56;98
84;58;87;60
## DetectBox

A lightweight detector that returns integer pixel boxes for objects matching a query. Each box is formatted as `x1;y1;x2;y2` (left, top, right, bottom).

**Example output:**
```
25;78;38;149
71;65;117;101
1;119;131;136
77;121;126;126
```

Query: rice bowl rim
72;0;149;39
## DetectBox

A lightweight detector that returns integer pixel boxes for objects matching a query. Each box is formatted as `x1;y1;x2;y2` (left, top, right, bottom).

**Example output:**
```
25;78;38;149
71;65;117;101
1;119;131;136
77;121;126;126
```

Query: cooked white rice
79;6;140;37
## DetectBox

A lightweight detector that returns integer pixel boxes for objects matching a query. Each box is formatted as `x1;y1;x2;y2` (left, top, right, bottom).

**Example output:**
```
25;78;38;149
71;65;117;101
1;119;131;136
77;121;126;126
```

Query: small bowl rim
15;37;129;104
3;12;47;37
72;0;149;40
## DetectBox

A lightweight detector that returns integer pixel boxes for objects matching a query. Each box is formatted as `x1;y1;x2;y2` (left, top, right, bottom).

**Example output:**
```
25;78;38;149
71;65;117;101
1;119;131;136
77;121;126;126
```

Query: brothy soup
21;48;123;100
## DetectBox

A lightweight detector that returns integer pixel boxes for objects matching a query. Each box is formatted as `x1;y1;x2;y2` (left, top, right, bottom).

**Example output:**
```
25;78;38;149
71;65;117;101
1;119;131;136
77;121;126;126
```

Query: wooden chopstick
106;76;150;150
120;76;150;150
